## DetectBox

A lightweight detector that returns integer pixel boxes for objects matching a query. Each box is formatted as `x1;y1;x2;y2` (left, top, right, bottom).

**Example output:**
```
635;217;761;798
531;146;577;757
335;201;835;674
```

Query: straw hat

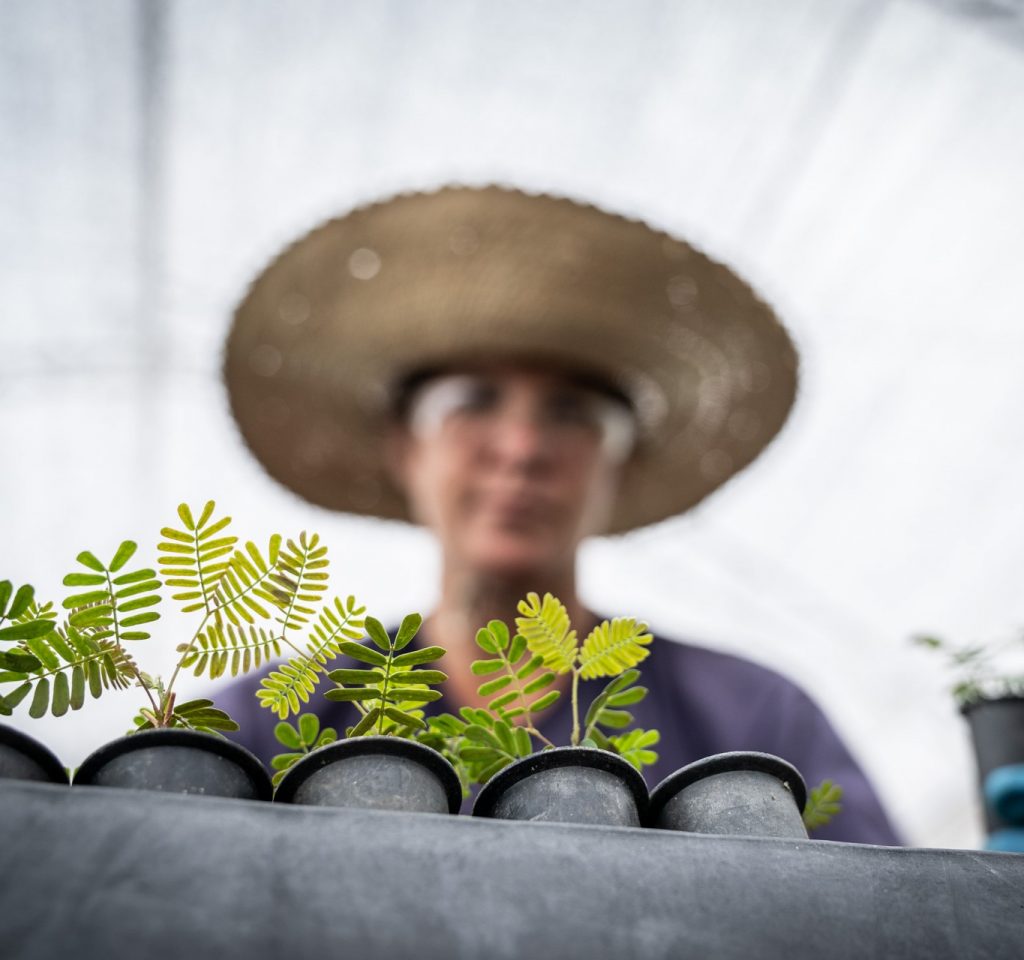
224;185;798;533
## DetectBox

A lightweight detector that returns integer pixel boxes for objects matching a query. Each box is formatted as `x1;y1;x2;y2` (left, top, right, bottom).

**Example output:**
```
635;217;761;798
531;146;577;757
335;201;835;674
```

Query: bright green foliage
0;499;361;738
418;707;534;791
581;669;651;745
417;713;474;796
269;712;338;786
452;593;661;785
0;581;53;646
322;614;447;738
159;501;292;634
912;633;1024;706
375;683;434;737
579;617;653;679
514;592;577;673
603;728;660;772
515;592;652;679
2;536;165;720
61;540;163;644
802;779;844;831
472;619;560;721
178;623;282;680
457;707;533;783
256;594;366;719
0;604;137;718
133;697;238;735
274;534;329;632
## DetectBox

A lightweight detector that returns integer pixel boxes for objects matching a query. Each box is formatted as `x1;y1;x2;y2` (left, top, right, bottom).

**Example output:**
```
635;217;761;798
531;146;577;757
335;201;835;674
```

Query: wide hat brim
224;185;798;534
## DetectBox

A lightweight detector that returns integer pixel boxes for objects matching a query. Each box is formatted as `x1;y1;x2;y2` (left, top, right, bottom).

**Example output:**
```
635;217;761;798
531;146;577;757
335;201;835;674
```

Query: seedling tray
2;779;1021;960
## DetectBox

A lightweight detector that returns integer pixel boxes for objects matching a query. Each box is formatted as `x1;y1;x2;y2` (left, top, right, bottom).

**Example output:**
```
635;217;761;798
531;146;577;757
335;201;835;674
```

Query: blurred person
216;186;899;843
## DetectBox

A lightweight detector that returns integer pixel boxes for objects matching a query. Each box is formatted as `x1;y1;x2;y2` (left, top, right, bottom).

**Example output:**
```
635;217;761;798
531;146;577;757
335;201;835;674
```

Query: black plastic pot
0;723;68;784
73;728;271;800
274;736;462;814
649;751;807;838
962;695;1024;830
473;747;649;826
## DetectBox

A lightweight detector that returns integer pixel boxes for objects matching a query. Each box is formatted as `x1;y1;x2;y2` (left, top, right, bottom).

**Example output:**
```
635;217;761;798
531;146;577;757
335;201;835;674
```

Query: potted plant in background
914;632;1024;848
419;592;658;827
269;613;461;814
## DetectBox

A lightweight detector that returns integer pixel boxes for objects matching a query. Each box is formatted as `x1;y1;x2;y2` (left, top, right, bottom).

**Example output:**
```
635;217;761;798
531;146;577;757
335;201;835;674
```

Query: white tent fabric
3;0;1024;847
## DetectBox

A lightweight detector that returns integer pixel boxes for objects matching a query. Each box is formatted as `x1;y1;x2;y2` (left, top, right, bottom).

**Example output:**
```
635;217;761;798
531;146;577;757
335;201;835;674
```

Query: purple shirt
214;631;901;845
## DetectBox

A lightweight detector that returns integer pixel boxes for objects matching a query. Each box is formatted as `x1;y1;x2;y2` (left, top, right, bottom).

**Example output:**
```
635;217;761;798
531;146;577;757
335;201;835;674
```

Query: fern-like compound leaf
471;620;561;731
802;779;844;831
0;614;137;718
211;535;292;630
255;594;365;720
578;617;652;680
607;728;660;772
159;502;239;615
62;543;163;646
322;616;446;737
516;592;577;673
274;533;329;633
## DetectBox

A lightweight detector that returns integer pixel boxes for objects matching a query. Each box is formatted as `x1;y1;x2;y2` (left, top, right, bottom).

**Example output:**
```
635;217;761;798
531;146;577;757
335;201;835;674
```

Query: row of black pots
0;722;809;838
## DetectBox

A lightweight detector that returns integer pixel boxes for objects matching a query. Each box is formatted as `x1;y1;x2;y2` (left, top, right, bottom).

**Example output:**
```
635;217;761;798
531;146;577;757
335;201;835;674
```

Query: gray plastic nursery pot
0;723;68;784
962;695;1024;830
73;728;272;800
473;746;649;827
649;751;807;838
273;735;462;814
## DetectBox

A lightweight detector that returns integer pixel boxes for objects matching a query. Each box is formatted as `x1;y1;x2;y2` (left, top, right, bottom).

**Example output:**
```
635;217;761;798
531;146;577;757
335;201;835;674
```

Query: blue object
983;764;1024;825
985;828;1024;853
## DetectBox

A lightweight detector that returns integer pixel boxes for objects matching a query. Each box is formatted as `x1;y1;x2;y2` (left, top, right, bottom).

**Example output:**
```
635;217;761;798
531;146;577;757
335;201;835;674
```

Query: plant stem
165;534;294;721
525;723;556;750
105;569;161;717
162;609;212;719
376;640;394;735
570;669;580;746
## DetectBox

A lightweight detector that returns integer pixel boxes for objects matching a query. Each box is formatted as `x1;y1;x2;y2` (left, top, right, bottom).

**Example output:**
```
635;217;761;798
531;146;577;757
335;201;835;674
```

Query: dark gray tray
2;779;1022;959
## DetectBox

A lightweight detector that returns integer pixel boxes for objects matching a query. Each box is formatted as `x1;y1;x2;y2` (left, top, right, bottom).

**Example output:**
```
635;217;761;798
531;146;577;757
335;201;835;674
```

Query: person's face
390;366;636;578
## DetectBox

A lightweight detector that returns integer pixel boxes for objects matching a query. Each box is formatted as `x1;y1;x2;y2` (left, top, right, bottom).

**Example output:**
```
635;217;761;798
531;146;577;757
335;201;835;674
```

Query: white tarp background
3;0;1024;847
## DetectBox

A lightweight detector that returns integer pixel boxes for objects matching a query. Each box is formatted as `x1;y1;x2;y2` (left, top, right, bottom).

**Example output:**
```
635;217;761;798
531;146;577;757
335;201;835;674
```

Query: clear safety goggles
405;373;637;464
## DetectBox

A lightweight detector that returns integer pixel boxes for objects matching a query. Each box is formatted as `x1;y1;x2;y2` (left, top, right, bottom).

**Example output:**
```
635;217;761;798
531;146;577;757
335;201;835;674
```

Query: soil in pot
962;696;1024;831
0;723;68;785
649;751;807;839
472;747;649;827
273;736;462;814
73;729;272;800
